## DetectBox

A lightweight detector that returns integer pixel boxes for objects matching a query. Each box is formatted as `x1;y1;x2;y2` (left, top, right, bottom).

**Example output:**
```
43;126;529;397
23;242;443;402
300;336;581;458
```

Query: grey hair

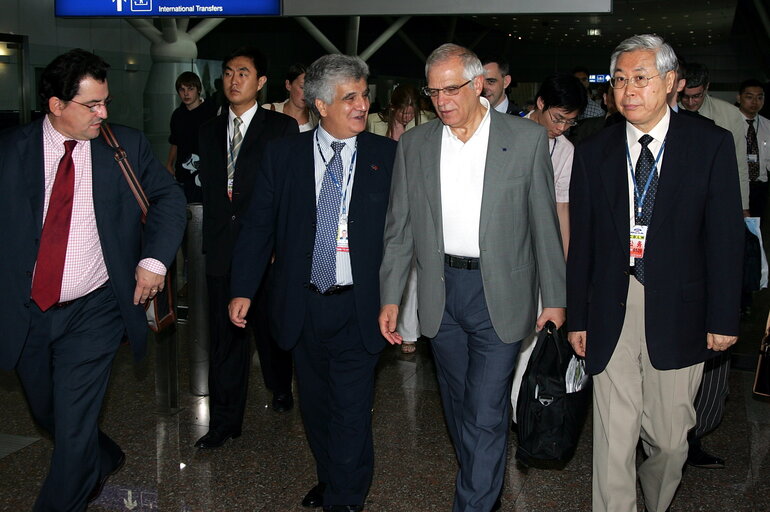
304;54;369;116
609;34;678;77
425;43;485;83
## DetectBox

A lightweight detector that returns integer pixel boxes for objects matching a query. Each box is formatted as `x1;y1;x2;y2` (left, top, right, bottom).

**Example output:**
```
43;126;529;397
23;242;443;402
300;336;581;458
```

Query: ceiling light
587;28;601;36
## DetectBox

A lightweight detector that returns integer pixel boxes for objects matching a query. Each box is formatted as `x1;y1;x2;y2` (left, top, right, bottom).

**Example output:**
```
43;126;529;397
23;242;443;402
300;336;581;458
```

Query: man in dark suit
480;56;521;115
196;47;299;449
229;54;395;512
0;49;186;511
567;35;743;512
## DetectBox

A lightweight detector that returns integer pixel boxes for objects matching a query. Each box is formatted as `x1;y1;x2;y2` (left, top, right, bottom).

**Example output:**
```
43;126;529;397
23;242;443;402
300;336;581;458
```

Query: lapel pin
370;164;379;171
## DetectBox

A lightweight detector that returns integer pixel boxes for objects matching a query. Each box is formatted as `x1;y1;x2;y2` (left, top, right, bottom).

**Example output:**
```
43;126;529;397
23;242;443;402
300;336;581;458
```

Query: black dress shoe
687;446;725;469
302;483;326;508
272;391;294;412
194;429;241;449
88;450;126;502
322;506;363;512
491;497;502;511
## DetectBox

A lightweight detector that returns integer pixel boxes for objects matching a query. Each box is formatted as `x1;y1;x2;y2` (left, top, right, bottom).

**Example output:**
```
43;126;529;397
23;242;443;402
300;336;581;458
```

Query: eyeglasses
547;110;578;127
422;80;472;97
609;74;660;89
69;97;112;112
680;91;704;101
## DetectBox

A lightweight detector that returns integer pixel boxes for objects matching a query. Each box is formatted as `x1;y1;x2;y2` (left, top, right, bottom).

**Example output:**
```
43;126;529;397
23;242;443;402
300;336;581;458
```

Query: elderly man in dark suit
228;54;396;512
196;47;298;449
568;34;743;512
0;49;186;511
379;43;565;512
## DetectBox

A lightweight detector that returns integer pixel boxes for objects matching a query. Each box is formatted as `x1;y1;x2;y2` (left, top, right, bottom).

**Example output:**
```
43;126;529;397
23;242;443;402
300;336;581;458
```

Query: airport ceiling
195;0;768;78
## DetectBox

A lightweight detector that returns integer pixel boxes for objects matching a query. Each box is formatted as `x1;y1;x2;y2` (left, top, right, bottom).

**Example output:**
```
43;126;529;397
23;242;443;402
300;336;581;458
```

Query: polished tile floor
1;332;769;511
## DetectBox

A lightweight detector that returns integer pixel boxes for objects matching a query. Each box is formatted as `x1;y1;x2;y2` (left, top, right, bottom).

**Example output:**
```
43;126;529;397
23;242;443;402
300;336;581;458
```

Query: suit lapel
479;112;511;237
20;120;45;232
297;131;318;223
599;124;632;251
648;113;687;238
419;121;444;251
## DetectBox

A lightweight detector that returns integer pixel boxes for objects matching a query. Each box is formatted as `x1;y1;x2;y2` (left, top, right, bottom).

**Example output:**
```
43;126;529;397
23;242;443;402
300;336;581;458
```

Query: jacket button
623;270;629;276
26;271;32;277
620;302;626;308
306;252;311;259
231;215;236;221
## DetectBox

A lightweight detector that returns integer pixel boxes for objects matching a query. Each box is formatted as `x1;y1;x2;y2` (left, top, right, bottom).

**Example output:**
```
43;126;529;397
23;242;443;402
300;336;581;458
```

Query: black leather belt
444;254;480;270
309;283;353;296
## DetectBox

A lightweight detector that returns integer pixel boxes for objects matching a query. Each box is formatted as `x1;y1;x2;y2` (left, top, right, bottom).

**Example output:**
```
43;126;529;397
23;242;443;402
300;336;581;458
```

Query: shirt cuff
138;258;167;276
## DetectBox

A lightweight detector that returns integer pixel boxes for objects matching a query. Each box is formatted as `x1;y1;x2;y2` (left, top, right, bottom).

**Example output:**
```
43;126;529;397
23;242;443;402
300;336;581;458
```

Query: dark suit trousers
252;266;293;394
690;351;730;442
206;274;253;432
293;288;379;507
431;266;521;512
16;286;124;512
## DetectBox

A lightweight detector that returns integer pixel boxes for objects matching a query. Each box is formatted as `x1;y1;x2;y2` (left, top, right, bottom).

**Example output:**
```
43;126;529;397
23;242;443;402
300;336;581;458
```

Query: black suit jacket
231;130;396;354
0;119;187;370
198;107;298;276
567;109;744;374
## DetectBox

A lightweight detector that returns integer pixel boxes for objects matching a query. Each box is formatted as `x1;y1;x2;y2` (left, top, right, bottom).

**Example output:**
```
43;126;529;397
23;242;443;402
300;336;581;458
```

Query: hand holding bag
100;122;176;332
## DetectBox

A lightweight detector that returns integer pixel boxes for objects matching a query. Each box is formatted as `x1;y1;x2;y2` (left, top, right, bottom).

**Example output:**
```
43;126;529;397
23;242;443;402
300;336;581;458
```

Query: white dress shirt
226;102;259;148
440;97;492;258
494;96;510;114
314;124;356;285
742;113;770;182
626;108;671;265
525;111;574;203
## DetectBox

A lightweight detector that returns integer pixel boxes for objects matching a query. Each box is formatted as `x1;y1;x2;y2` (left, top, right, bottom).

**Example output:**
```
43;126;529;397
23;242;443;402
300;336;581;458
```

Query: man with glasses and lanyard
379;43;565;512
229;54;396;512
568;35;743;512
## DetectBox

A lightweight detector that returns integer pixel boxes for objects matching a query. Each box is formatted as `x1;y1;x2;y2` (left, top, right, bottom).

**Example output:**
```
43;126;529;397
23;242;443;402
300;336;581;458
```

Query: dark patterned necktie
32;140;78;311
747;119;760;181
311;141;345;293
633;134;657;285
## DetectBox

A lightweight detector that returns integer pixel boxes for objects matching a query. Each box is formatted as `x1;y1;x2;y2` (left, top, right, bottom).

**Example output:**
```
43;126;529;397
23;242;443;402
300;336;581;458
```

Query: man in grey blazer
379;43;566;512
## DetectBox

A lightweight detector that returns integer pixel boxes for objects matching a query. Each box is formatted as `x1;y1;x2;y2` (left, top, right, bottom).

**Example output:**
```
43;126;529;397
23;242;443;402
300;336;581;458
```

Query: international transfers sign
55;0;281;17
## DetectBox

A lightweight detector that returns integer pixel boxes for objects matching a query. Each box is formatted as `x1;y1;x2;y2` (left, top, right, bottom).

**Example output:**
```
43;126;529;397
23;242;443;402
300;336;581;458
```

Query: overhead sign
55;0;280;17
282;0;612;16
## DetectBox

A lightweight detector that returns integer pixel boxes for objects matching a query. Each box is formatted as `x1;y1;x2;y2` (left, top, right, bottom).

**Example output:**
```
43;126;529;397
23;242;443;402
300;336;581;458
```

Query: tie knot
233;116;243;129
64;140;77;153
331;141;345;154
747;119;755;126
639;134;653;148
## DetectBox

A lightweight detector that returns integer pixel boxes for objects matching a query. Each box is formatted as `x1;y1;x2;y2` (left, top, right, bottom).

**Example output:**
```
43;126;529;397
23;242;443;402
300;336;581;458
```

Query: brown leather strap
100;122;149;223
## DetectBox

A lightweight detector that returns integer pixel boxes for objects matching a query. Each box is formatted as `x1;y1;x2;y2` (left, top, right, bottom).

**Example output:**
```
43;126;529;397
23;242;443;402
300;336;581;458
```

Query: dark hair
572;66;589;76
739;78;765;95
222;46;268;77
480;56;510;77
39;48;110;113
536;73;587;114
377;83;424;138
684;62;709;89
286;63;307;83
175;71;202;94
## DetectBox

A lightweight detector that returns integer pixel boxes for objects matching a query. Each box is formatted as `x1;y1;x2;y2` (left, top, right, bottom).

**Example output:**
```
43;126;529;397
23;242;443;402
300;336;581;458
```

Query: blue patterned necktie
311;140;346;293
633;134;657;285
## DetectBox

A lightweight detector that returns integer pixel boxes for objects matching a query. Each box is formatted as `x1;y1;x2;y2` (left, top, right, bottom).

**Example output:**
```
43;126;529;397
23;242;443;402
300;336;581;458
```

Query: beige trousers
592;277;704;512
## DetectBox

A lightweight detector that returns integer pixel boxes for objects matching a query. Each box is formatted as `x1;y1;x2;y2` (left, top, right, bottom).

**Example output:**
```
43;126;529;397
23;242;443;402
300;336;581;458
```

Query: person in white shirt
511;73;587;421
738;79;769;217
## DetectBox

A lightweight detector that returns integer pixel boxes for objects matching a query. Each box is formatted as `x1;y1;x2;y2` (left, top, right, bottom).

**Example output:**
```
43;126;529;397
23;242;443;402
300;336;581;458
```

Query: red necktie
31;140;77;311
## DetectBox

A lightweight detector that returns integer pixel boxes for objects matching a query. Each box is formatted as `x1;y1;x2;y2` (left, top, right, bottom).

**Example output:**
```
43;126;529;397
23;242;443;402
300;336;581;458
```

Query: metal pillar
186;204;209;396
359;16;411;62
295;17;342;54
346;16;360;56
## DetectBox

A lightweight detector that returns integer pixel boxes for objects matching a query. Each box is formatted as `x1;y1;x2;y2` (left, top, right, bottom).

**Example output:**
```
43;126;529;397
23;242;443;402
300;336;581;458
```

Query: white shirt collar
494;96;509;114
443;96;492;142
626;107;671;147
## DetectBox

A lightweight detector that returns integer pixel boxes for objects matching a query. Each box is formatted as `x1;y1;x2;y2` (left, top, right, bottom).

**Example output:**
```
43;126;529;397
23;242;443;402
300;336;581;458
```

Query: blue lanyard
626;138;666;219
315;129;357;214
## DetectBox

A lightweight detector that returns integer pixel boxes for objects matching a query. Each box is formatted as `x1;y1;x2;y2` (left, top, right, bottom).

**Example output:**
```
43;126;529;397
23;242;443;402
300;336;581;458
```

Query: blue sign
589;74;612;84
56;0;281;17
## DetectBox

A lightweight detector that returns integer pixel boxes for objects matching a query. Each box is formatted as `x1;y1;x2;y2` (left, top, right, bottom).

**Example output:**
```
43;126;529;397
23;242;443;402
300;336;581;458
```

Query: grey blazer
380;108;566;343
